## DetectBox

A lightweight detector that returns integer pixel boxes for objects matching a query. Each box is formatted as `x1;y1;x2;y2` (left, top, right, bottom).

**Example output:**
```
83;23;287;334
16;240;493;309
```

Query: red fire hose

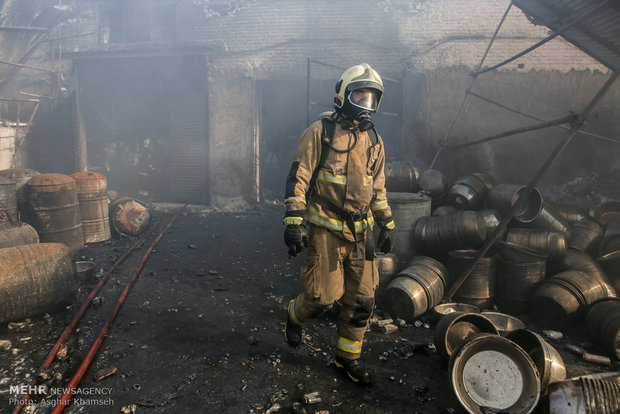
50;205;186;413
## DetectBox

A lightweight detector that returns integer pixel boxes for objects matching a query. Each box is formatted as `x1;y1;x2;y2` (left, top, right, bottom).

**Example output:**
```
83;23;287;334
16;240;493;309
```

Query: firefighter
282;63;395;385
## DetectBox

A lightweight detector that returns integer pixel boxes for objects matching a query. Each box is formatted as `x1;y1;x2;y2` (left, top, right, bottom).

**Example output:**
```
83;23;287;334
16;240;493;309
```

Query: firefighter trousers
288;225;379;360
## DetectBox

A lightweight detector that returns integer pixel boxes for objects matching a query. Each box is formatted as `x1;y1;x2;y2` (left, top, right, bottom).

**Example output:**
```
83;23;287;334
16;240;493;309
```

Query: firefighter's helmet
334;63;384;112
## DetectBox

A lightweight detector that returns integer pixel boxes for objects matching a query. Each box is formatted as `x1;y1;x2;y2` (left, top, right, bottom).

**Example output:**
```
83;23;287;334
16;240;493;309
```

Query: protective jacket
284;119;394;242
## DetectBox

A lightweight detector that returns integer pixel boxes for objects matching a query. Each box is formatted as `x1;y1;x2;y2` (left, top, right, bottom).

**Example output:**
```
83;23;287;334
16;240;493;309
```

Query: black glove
284;225;308;257
376;216;395;254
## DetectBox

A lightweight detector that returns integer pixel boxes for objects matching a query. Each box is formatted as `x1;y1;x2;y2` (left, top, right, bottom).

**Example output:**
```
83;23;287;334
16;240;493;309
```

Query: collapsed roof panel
513;0;620;71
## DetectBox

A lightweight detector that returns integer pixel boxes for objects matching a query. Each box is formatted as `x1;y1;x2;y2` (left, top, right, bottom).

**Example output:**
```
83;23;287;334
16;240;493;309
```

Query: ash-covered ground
0;204;612;414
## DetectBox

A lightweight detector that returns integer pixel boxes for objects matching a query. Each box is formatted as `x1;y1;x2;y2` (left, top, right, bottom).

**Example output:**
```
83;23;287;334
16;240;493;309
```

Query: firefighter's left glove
283;211;308;257
377;216;396;254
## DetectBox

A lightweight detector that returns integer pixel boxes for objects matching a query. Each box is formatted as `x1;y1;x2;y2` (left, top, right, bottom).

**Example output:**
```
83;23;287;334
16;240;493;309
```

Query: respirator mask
343;88;380;131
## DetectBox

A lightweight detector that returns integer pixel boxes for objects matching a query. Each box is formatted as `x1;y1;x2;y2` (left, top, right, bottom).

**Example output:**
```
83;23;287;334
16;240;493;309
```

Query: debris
94;366;118;381
414;320;423;328
582;352;611;366
188;244;197;249
395;318;407;328
8;319;31;332
374;318;394;327
379;324;399;334
564;343;586;356
292;402;308;414
0;340;12;351
303;391;321;405
265;403;281;413
56;343;68;360
121;404;137;413
542;329;563;340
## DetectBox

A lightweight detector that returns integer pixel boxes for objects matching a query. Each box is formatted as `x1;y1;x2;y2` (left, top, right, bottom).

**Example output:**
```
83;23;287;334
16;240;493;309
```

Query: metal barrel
600;218;620;256
413;210;487;255
532;269;608;328
384;160;419;193
487;183;543;223
432;205;457;216
70;171;111;244
506;228;567;258
109;197;152;237
525;203;571;237
379;256;447;321
552;248;616;297
0;243;76;324
505;329;567;394
417;169;448;208
478;209;505;240
585;298;620;360
21;173;84;252
0;176;18;226
545;200;589;224
446;173;489;210
0;168;41;211
549;376;620;414
593;200;620;225
386;192;431;264
447;249;496;308
470;172;496;191
433;312;498;360
0;223;39;248
496;254;547;315
568;219;604;256
376;252;399;286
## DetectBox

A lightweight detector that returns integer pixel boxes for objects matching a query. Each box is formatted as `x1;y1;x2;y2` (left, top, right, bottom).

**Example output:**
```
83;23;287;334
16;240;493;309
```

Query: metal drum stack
71;171;111;244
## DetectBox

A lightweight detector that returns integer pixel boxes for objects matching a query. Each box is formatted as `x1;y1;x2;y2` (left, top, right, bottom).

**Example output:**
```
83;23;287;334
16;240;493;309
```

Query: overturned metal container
531;269;609;328
506;228;567;258
0;176;18;226
552;248;616;297
548;374;620;414
525;202;572;237
21;173;84;252
546;200;589;224
414;211;487;255
0;243;76;323
505;329;566;394
71;171;111;244
376;252;399;286
447;249;496;308
449;333;541;414
434;312;499;360
417;169;448;208
585;297;620;360
386;192;431;264
0;222;39;248
432;205;458;216
384;160;419;193
110;197;152;237
487;184;543;223
379;256;448;322
568;219;603;257
481;312;525;336
446;173;490;210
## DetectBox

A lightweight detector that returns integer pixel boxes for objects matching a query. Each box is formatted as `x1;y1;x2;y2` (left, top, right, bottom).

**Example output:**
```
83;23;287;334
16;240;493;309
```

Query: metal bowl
505;329;566;394
449;333;541;414
434;312;499;360
431;302;480;323
481;312;525;335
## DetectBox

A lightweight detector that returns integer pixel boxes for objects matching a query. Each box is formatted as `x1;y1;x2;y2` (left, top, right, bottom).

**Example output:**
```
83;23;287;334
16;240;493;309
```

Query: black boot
284;300;302;347
334;355;372;385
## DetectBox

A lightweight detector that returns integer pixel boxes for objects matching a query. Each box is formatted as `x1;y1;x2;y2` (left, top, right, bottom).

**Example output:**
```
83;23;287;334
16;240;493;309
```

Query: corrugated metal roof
513;0;620;71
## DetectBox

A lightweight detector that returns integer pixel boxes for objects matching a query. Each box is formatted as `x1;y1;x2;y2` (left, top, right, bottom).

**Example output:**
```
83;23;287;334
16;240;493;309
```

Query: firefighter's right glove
377;215;396;254
283;211;308;257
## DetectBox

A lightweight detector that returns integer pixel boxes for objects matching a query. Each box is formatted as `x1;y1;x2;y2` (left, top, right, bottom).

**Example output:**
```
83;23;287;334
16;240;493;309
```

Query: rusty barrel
446;173;490;210
0;168;40;211
0;222;39;248
532;269;609;328
586;298;620;360
414;210;487;255
0;243;76;323
379;256;448;322
487;184;543;223
496;248;547;316
110;197;152;237
384;160;419;193
386;192;431;264
447;249;496;308
0;176;18;226
70;171;111;244
506;228;567;258
568;219;603;256
21;173;84;252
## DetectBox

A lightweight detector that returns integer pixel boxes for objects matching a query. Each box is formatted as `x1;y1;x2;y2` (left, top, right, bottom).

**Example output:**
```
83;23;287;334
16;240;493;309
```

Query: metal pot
433;312;498;360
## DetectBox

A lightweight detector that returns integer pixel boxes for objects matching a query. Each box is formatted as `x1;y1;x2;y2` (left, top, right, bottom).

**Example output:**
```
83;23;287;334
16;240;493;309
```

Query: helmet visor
348;89;380;112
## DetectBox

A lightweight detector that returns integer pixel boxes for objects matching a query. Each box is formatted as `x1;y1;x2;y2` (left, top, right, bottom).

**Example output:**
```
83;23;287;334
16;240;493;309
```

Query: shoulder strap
307;117;333;198
367;127;378;145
